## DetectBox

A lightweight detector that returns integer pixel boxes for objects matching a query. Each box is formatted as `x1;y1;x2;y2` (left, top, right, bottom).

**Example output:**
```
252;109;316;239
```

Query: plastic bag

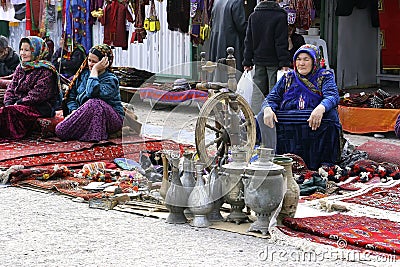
236;70;254;106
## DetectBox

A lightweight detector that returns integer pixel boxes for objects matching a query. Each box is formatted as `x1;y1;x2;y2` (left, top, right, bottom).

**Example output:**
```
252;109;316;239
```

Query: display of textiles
111;67;155;87
339;88;400;109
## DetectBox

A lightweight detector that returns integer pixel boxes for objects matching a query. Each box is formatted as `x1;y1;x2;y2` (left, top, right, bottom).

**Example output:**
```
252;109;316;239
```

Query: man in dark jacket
243;0;290;110
0;36;20;77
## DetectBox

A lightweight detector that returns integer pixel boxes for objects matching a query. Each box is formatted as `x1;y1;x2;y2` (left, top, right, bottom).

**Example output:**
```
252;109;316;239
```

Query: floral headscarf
19;36;57;72
65;44;114;100
292;44;324;94
88;44;114;68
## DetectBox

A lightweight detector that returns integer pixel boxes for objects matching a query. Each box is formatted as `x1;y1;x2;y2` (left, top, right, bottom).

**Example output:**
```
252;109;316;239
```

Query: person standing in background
243;0;290;111
209;0;247;72
288;23;305;69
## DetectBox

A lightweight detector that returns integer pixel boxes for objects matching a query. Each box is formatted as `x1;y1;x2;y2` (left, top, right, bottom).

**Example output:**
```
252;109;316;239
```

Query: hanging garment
131;0;147;43
100;0;133;49
65;0;93;53
167;0;190;33
89;0;104;24
335;0;379;27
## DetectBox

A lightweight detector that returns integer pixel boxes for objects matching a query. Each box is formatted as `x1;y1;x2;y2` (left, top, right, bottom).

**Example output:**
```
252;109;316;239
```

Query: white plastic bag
236;70;253;106
277;69;291;82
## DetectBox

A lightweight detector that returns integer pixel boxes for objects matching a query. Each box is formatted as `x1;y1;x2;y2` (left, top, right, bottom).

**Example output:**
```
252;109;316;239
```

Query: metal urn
207;165;224;222
188;163;213;227
180;154;196;219
220;149;250;224
274;156;300;225
164;153;187;224
243;148;285;236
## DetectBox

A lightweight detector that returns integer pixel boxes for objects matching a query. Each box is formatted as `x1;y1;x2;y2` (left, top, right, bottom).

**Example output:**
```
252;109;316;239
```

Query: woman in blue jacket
55;44;124;142
257;44;342;170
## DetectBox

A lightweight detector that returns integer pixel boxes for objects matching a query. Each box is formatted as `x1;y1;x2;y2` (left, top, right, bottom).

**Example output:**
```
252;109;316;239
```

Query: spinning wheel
195;91;256;168
194;47;256;168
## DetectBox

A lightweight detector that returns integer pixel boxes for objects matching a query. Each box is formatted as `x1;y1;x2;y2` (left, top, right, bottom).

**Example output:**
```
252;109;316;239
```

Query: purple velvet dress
395;114;400;138
55;98;123;142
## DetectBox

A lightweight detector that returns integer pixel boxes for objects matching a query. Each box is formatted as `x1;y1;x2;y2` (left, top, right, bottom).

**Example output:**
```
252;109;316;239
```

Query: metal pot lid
245;161;284;172
273;156;293;164
221;161;248;170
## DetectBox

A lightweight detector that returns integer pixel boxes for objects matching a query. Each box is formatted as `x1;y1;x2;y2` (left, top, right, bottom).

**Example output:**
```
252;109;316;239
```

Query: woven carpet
356;140;400;165
0;136;192;168
15;176;145;201
281;213;400;256
339;182;400;212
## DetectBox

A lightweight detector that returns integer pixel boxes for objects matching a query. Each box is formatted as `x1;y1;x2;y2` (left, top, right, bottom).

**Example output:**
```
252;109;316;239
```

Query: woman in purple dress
55;44;124;142
1;36;61;140
395;114;400;138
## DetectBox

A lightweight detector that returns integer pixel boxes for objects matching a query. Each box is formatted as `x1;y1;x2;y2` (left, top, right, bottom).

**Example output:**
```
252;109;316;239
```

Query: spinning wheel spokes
195;92;256;168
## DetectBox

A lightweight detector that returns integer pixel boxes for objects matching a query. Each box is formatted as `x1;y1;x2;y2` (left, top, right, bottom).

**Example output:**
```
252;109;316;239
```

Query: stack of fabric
339;88;400;109
112;67;155;87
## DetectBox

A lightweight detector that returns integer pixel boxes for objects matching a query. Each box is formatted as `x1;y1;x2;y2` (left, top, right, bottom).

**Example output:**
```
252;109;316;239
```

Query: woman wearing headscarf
256;44;342;170
1;36;61;140
55;44;124;142
51;36;86;80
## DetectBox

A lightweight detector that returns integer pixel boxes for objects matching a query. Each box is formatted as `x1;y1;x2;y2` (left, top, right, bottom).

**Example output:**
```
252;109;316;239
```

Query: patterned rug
356;140;400;166
340;182;400;212
0;136;192;168
278;226;400;261
281;213;400;256
0;135;146;162
15;177;139;201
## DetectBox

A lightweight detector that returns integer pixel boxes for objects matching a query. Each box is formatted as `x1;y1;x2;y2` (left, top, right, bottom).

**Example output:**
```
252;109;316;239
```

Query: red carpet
0;136;192;168
278;226;400;260
282;213;400;255
356;140;400;165
340;183;400;212
0;135;146;162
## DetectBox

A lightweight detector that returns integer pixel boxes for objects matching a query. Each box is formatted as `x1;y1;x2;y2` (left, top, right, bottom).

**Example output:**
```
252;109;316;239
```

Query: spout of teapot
241;173;250;188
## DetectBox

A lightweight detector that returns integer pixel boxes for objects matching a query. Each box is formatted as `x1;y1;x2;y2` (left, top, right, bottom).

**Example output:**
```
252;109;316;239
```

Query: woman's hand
307;104;325;130
263;107;277;128
91;56;109;76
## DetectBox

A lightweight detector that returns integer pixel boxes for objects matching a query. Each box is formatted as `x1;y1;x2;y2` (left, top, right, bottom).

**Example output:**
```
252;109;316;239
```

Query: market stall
339;89;400;134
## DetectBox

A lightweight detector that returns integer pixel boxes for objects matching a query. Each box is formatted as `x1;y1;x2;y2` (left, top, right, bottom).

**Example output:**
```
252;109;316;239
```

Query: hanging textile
130;0;147;43
379;0;400;69
26;0;41;35
167;0;190;33
38;0;58;36
89;0;105;25
99;0;133;49
0;20;10;37
291;0;315;30
65;0;92;53
190;0;210;45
